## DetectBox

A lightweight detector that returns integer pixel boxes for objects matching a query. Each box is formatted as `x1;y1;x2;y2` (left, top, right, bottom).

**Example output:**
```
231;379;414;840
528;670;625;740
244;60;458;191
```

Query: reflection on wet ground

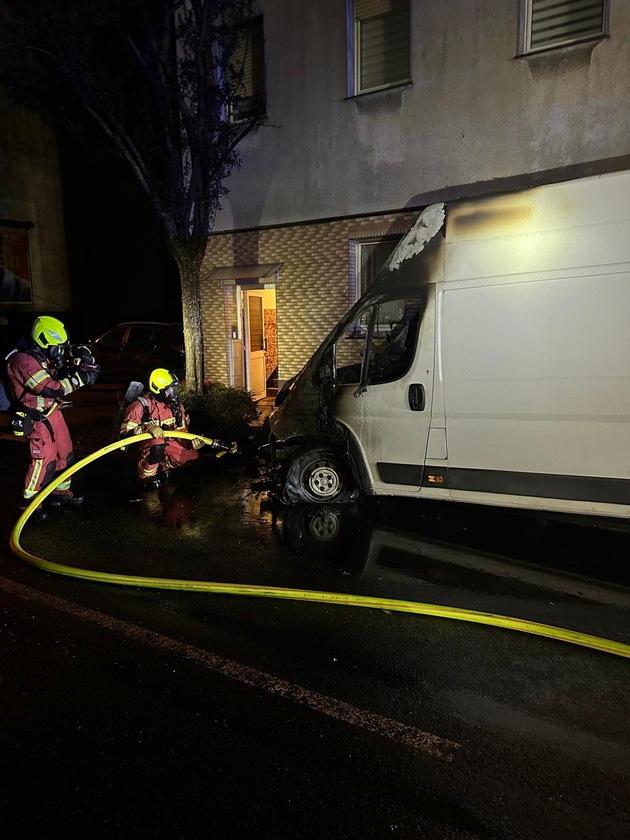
354;495;630;586
18;446;630;604
13;381;627;593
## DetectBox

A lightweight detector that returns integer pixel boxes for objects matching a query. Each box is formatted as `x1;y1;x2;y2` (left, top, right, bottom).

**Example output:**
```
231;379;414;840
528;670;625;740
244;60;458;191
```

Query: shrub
178;382;260;442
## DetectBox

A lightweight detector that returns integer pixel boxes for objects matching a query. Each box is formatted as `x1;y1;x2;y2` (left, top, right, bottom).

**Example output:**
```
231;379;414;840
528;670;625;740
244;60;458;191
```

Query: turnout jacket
120;393;191;438
6;338;78;419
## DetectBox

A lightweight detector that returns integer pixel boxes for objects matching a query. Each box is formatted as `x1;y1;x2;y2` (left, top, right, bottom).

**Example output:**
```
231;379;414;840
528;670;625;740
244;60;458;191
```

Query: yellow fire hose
9;431;630;661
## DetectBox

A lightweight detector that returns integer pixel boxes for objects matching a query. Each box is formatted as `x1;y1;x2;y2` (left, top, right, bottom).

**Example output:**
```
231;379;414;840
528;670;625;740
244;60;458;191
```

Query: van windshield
334;293;425;386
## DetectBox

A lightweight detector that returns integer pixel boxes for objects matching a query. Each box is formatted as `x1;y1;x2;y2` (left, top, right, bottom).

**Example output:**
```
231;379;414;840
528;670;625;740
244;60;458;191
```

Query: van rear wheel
283;448;357;504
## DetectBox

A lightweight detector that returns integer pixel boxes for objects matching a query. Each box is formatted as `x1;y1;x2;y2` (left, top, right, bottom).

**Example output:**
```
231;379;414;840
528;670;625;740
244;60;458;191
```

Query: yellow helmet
31;316;68;359
149;368;180;403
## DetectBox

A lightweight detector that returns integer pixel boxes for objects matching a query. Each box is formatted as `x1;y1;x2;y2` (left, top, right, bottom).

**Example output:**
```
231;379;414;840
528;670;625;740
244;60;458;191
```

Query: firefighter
5;315;99;521
119;368;207;497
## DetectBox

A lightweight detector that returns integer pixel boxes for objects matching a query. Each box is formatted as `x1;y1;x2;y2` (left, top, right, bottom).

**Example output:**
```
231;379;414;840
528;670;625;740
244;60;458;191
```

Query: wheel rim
306;461;342;499
309;509;341;540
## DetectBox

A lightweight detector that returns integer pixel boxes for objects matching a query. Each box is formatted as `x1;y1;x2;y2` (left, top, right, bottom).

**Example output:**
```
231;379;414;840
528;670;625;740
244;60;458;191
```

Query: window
335;293;425;386
229;15;266;122
519;0;608;55
96;326;128;348
126;326;159;347
351;0;410;95
357;239;399;298
0;220;33;303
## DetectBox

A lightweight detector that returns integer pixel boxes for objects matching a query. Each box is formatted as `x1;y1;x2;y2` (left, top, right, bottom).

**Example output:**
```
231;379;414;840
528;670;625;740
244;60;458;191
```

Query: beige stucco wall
214;0;630;232
0;92;70;315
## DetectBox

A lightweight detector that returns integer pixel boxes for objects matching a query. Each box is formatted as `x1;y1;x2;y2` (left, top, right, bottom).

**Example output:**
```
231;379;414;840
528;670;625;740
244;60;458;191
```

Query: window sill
515;33;608;59
345;81;411;101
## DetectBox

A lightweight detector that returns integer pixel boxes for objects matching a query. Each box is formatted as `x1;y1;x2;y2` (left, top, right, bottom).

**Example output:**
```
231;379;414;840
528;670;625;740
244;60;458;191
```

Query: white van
267;170;630;524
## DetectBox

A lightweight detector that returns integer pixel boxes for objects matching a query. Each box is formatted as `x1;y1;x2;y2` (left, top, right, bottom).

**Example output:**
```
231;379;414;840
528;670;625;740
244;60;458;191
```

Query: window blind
355;0;394;20
530;0;605;50
228;16;265;121
356;0;409;92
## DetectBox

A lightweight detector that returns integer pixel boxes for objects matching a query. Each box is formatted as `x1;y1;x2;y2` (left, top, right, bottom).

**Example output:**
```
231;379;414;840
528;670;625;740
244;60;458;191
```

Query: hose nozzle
213;440;240;458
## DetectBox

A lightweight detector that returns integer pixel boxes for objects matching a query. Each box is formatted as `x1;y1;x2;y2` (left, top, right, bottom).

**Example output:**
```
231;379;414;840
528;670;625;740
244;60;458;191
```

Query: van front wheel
283;449;358;504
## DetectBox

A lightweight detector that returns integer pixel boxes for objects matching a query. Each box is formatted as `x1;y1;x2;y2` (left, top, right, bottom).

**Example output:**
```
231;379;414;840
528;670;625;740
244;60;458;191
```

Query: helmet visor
162;385;178;403
47;342;68;361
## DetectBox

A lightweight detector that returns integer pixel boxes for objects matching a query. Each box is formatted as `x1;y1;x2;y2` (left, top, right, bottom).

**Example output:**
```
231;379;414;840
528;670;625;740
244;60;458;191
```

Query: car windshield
334;293;426;386
97;326;127;346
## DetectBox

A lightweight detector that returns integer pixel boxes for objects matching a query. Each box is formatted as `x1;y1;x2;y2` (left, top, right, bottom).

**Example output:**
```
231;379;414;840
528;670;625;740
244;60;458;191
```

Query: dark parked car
89;321;186;384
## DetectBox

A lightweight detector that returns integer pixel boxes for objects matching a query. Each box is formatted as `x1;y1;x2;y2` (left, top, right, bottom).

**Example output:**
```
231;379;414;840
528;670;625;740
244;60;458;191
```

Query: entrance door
243;290;267;400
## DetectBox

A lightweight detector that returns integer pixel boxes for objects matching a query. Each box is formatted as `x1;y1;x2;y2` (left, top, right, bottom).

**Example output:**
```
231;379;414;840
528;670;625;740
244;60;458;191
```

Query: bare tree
0;0;267;390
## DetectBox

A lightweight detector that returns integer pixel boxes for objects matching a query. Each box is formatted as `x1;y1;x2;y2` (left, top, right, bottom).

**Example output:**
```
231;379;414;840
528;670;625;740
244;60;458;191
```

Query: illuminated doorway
240;286;277;400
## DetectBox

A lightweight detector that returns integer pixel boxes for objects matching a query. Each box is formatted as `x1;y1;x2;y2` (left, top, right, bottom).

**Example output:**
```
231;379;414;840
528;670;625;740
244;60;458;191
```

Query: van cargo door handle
408;384;425;411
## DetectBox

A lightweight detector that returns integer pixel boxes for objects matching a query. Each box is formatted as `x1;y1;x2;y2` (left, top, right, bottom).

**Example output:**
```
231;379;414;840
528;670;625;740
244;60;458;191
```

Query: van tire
283;448;358;504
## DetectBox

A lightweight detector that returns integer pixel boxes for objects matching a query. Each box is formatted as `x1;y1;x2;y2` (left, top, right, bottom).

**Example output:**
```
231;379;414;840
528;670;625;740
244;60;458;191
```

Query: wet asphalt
1;383;629;839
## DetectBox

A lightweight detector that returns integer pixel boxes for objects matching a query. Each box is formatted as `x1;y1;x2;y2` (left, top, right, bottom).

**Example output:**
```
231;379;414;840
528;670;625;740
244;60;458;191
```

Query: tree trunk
170;236;206;392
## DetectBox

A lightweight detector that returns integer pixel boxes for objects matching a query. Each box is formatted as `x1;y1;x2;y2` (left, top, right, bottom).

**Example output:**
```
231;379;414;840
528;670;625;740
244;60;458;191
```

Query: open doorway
240;286;277;401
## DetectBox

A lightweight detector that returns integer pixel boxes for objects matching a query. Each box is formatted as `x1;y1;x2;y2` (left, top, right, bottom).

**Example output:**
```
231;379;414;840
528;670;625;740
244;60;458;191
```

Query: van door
331;287;436;494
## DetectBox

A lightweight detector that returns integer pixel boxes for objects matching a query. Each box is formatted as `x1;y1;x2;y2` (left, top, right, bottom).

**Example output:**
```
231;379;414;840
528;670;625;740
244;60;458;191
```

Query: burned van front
267;203;446;505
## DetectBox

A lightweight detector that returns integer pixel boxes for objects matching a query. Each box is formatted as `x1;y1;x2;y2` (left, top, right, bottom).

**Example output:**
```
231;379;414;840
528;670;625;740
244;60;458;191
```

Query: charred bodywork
268;204;446;504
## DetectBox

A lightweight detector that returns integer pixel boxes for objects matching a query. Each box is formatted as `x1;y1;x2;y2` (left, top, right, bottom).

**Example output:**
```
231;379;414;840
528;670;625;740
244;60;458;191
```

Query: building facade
0;91;70;342
200;0;630;396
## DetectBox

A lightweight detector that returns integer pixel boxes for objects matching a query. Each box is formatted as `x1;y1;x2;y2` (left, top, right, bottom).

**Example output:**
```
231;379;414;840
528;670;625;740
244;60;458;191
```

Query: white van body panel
269;171;630;520
441;272;630;475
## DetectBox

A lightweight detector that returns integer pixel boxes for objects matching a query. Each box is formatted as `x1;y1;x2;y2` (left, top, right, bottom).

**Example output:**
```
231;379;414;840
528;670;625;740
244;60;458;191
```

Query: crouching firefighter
5;315;100;522
119;368;211;499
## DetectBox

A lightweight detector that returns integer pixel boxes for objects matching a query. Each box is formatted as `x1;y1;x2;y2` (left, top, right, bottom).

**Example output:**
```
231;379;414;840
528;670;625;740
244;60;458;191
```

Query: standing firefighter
120;368;207;497
5;315;100;521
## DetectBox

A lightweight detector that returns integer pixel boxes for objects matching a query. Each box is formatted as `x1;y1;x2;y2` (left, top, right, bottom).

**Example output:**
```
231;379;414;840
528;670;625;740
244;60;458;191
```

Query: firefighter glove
149;424;164;439
72;344;96;365
70;371;91;389
191;438;205;450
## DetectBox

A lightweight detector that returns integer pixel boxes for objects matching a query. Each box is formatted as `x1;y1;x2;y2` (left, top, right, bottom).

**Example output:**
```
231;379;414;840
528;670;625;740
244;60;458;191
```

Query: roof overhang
203;263;283;286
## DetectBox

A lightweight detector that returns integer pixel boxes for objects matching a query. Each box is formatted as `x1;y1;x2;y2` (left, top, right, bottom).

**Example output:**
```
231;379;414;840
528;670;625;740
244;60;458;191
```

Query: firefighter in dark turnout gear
119;368;205;494
5;315;99;521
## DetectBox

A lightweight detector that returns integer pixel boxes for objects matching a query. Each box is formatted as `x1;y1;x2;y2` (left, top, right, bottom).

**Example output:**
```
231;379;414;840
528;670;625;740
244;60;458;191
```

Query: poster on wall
0;222;33;303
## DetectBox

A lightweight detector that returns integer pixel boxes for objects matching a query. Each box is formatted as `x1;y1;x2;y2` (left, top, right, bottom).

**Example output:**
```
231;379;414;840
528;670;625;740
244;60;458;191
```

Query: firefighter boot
48;491;85;508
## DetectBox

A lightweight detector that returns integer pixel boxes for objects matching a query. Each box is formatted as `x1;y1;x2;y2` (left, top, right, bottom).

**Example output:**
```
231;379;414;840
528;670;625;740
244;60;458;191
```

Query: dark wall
59;132;182;341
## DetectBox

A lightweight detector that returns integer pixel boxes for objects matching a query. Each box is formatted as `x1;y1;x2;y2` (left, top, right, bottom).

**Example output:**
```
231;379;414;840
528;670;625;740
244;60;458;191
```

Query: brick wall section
200;210;419;386
264;308;278;379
